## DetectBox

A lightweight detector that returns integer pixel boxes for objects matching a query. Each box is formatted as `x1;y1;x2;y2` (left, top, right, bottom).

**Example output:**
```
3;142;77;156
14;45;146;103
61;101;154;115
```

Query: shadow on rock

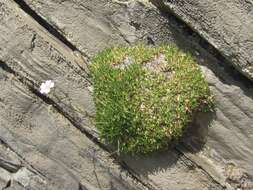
119;0;251;177
150;1;253;96
121;149;180;177
180;111;216;153
120;111;215;177
126;0;253;179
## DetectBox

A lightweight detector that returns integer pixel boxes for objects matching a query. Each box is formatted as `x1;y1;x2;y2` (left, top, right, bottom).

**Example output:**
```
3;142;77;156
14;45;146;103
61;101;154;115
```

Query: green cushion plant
90;45;214;154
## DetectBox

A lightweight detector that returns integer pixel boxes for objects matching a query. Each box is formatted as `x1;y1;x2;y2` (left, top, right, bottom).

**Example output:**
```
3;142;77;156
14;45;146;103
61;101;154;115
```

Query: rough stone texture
0;1;224;189
0;0;96;135
0;1;144;190
20;0;253;189
151;0;253;81
0;66;144;190
1;0;253;189
122;151;222;190
17;0;133;57
19;0;178;57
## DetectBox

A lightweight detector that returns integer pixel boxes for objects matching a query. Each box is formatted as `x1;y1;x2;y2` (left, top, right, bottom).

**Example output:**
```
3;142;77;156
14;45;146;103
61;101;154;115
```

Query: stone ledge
151;0;253;81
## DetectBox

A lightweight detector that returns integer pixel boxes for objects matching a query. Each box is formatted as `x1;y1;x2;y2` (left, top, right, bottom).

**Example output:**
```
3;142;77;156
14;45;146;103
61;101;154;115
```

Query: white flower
156;54;166;64
123;56;133;66
40;80;55;94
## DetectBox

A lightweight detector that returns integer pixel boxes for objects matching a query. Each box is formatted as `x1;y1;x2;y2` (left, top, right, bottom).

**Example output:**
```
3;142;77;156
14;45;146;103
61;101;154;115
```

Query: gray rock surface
0;64;144;190
0;0;224;189
0;0;253;189
17;0;133;57
0;1;144;189
151;0;253;81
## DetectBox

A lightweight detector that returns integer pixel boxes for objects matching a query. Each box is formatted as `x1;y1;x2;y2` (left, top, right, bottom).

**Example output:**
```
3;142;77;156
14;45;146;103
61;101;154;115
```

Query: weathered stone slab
0;0;96;136
0;1;227;189
19;0;253;186
164;16;253;188
2;0;253;189
151;0;253;81
18;0;173;57
0;67;145;190
16;0;133;57
122;151;223;190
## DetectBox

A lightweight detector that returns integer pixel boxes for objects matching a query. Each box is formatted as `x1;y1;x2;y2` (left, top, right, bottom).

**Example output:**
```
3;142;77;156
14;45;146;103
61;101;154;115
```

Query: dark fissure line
0;157;21;173
0;61;155;190
7;1;231;188
151;1;253;87
0;131;47;179
13;0;91;78
2;0;151;184
0;62;101;150
174;147;226;189
13;0;252;86
13;0;77;52
2;180;11;190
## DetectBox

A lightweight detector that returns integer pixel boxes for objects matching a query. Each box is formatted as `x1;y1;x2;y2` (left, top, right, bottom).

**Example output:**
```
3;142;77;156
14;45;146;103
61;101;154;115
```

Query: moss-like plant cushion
90;45;214;154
